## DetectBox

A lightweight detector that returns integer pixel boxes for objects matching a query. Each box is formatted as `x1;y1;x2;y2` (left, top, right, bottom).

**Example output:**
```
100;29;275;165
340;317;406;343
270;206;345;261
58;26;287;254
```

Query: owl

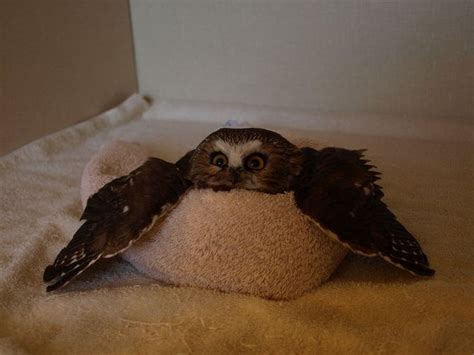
43;128;435;291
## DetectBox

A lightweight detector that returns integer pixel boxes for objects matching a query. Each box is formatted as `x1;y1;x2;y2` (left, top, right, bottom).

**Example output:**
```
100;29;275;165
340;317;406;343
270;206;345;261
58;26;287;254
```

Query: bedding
1;94;473;353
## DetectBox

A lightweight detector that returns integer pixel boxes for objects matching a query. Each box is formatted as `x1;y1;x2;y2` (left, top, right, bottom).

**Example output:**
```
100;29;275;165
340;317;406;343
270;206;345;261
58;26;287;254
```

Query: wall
131;0;473;121
0;0;137;155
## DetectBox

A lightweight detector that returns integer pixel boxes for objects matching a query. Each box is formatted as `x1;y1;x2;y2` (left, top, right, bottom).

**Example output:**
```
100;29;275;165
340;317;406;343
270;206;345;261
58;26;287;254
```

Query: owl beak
228;167;243;184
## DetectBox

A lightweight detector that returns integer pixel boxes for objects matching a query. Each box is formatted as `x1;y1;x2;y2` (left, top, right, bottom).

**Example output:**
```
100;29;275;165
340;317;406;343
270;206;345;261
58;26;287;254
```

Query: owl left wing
43;156;192;292
293;147;435;276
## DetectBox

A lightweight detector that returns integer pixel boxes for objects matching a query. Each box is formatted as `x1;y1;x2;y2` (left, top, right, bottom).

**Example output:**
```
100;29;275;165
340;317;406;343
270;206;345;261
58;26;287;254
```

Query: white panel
130;0;473;120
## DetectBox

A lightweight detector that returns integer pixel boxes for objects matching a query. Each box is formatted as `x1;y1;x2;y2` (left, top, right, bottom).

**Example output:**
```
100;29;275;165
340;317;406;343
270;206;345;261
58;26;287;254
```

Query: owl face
188;128;302;194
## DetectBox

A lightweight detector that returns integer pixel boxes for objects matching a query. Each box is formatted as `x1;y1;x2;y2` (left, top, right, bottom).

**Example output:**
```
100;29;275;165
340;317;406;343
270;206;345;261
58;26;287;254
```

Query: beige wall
131;0;473;121
0;0;137;156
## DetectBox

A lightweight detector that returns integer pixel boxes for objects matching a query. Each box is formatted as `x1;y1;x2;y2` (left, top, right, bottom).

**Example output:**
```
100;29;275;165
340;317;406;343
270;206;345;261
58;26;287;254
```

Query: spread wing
43;156;192;292
293;147;435;276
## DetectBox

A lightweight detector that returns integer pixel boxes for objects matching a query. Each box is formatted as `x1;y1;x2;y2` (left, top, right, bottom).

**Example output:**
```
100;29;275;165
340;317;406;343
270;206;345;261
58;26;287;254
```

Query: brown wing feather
293;147;435;276
43;157;191;292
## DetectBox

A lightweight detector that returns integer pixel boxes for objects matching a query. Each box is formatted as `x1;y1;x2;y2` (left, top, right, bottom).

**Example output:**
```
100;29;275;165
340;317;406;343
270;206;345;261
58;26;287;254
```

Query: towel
0;94;472;353
80;140;346;300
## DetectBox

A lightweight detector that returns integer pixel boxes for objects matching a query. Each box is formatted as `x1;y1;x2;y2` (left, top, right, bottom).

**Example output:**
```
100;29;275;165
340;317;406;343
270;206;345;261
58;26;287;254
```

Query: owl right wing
293;147;435;277
43;156;192;292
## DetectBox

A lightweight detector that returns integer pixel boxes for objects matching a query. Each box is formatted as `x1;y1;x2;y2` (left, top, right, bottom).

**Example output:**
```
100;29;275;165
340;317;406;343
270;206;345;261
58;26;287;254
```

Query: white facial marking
213;139;262;167
122;206;129;213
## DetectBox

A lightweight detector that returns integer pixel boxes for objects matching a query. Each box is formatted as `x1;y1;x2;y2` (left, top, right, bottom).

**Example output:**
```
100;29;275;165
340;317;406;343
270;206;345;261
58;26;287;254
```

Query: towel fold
81;140;347;300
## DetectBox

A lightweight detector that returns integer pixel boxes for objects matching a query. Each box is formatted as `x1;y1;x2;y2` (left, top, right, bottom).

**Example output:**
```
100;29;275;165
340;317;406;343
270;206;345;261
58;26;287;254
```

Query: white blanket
1;94;473;353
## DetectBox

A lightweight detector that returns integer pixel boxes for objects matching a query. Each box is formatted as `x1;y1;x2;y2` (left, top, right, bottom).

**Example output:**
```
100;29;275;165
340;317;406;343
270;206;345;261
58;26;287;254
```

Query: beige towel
81;140;347;300
1;95;472;353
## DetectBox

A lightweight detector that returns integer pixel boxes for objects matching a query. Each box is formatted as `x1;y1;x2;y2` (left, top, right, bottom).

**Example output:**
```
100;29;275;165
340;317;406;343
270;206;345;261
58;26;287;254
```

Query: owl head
188;128;302;193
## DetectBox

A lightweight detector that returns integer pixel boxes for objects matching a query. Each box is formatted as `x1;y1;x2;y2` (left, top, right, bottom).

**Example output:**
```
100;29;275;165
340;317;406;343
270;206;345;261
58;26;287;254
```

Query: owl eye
245;154;266;170
211;153;228;167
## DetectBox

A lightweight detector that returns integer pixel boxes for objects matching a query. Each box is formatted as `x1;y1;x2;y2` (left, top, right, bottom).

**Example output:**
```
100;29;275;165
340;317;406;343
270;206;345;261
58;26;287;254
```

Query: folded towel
80;140;347;299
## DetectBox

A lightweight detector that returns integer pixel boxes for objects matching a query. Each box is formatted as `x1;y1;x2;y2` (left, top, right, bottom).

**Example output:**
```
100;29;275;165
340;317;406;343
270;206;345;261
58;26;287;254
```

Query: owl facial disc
213;139;262;168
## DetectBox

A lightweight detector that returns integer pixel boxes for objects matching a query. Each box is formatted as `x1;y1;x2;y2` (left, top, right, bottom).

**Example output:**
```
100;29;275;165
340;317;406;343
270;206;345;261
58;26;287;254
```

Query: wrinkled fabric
0;95;472;353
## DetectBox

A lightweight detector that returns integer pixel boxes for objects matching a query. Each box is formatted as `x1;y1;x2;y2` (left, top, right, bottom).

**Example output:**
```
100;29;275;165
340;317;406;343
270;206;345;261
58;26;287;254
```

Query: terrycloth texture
80;140;346;299
1;94;473;353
